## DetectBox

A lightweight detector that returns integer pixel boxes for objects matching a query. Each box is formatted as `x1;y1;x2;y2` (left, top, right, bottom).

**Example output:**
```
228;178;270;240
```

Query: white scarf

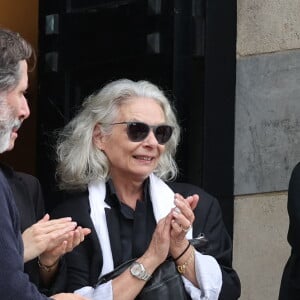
88;173;193;277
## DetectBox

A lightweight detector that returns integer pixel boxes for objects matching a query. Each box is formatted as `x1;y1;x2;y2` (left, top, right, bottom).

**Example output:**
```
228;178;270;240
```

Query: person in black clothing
53;79;241;299
279;162;300;299
0;27;89;300
0;162;91;295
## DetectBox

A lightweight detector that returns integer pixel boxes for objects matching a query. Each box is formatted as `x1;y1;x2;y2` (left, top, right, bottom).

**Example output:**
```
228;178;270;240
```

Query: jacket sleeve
287;162;300;253
199;196;241;299
169;182;241;299
17;173;67;295
0;175;49;300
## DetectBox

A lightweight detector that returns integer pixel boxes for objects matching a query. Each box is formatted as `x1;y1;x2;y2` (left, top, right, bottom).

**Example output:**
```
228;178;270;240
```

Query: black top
0;163;66;296
52;180;241;299
106;179;156;263
279;162;300;299
0;169;49;299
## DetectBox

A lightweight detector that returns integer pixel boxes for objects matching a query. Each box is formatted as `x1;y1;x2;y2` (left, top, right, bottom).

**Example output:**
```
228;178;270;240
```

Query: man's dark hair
0;28;33;92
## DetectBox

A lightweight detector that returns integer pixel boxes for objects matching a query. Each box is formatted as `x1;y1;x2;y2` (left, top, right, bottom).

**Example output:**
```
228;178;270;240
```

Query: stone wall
234;0;300;299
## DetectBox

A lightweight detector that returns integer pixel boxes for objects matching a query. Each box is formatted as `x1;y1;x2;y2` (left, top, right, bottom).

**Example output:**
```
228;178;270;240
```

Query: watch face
130;262;150;281
131;262;142;277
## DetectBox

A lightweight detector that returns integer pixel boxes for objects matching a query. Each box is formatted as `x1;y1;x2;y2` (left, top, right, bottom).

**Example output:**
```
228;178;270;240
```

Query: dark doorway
37;0;236;236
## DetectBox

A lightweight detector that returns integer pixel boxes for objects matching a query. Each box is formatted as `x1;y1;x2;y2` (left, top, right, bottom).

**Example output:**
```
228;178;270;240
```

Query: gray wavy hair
56;79;181;191
0;28;33;93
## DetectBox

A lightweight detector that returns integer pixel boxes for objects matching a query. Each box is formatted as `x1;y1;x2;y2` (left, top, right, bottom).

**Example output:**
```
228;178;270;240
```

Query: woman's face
96;97;167;182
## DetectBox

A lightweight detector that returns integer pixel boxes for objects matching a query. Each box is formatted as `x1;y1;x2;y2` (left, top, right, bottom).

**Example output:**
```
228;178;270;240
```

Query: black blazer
0;163;65;296
0;164;44;286
52;181;240;299
279;162;300;299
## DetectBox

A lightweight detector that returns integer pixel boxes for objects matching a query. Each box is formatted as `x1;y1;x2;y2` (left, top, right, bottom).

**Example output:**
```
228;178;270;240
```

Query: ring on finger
174;207;181;214
181;224;192;233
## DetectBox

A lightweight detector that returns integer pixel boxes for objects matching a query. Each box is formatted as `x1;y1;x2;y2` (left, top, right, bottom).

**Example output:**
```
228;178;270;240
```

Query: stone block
233;193;290;300
235;50;300;195
237;0;300;56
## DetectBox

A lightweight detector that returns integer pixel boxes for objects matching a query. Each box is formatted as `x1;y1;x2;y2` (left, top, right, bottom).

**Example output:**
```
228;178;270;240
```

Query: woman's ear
93;123;104;150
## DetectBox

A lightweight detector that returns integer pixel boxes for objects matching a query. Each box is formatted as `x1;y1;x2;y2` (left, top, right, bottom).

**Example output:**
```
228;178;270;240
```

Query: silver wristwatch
130;261;151;281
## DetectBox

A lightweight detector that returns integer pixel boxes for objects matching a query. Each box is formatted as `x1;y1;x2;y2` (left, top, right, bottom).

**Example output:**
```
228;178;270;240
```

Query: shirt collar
104;177;150;208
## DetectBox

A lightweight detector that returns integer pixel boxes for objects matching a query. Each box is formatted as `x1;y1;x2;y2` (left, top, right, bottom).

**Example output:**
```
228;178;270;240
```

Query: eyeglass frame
100;121;174;145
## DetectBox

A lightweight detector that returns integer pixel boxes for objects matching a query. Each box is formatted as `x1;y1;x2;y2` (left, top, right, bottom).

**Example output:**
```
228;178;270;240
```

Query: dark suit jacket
0;163;65;296
279;162;300;299
0;167;49;299
52;181;241;299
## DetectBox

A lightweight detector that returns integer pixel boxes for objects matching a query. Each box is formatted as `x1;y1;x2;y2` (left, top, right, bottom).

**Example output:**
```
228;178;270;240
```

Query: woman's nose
144;129;159;146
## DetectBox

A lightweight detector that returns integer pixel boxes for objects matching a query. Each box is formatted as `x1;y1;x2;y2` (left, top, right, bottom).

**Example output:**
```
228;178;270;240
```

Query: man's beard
0;130;11;153
0;97;21;153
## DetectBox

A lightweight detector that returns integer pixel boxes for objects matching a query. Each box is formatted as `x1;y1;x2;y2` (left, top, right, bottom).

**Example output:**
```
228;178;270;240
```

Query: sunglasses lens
154;125;173;144
127;122;149;142
126;122;173;144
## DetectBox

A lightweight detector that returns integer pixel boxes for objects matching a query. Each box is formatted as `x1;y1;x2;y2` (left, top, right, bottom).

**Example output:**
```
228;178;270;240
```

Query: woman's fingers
172;193;197;231
146;214;172;263
187;194;199;210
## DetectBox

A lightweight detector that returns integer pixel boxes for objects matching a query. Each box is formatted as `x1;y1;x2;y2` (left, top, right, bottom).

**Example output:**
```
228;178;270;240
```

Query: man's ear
93;123;104;150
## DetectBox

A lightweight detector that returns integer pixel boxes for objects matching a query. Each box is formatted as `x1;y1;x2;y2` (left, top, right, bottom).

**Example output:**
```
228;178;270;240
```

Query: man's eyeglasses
107;121;173;145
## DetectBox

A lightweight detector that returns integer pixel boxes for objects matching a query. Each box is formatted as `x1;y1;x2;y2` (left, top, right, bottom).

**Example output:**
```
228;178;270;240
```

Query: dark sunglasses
109;121;173;145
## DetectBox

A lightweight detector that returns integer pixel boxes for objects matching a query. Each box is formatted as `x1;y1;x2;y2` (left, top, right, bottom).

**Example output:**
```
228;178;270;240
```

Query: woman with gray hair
53;79;240;299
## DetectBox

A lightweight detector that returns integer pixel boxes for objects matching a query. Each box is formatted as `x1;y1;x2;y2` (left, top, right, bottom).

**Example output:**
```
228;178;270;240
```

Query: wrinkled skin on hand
143;212;173;265
169;193;199;257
